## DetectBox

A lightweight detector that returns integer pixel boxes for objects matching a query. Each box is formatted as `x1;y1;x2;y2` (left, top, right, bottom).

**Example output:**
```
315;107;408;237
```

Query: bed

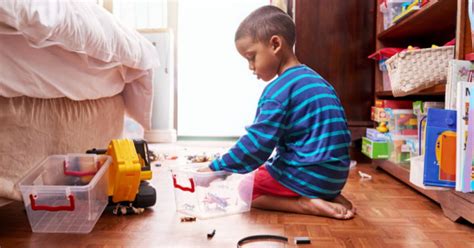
0;1;159;205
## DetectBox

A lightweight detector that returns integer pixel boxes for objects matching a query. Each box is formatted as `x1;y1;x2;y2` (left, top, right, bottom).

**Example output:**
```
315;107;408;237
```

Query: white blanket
0;0;159;129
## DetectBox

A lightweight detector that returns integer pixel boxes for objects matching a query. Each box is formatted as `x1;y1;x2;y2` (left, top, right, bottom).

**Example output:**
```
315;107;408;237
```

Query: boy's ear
270;35;282;54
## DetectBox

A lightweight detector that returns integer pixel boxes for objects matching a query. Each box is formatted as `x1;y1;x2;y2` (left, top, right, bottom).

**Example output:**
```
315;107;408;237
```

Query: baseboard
144;129;177;143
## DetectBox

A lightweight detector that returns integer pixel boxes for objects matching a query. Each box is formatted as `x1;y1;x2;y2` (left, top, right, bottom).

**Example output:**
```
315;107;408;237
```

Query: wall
294;0;376;141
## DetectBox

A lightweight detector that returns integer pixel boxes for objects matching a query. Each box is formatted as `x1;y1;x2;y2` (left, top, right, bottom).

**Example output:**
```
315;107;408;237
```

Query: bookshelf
373;0;474;223
376;84;446;98
378;0;457;41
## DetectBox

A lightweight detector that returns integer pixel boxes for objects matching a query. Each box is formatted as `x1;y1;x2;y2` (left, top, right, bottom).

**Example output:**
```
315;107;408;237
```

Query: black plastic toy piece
237;235;288;248
295;236;311;244
207;229;216;239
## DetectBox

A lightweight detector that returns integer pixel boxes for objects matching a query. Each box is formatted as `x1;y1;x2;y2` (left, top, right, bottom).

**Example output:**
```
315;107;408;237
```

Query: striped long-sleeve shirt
209;64;351;200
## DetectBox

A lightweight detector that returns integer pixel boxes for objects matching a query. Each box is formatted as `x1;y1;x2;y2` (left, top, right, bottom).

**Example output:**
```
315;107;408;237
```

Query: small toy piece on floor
207;229;216;239
180;216;196;222
153;152;179;161
358;171;372;180
294;236;311;245
112;204;145;216
186;153;220;163
148;150;158;162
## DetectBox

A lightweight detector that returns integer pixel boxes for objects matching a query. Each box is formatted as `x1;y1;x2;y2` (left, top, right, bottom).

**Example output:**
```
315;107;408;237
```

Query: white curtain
112;0;167;29
178;0;268;137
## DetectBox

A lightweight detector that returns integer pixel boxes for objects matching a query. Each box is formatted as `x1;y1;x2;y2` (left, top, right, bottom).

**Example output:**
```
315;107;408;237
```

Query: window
112;0;167;29
177;0;267;137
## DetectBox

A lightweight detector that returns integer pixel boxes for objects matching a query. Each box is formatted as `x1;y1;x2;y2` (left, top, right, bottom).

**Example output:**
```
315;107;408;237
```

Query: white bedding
0;0;159;129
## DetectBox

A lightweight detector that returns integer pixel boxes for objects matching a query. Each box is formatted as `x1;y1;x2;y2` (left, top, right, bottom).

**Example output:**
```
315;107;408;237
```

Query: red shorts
250;166;299;200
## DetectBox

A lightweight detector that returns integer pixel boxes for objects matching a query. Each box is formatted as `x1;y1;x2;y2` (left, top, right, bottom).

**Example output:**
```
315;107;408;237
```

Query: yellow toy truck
87;139;156;210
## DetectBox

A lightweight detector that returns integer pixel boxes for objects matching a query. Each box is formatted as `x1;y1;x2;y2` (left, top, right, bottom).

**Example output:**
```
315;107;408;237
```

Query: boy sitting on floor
199;5;355;219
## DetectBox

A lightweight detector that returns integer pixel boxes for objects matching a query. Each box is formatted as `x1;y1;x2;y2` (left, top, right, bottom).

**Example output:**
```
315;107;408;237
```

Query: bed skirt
0;95;124;202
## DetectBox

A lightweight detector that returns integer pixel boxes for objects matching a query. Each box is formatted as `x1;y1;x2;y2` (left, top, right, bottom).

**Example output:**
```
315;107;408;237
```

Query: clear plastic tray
171;163;254;219
18;154;111;233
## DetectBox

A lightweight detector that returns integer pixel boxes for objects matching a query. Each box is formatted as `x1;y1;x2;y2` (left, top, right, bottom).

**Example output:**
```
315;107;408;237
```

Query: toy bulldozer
87;139;156;210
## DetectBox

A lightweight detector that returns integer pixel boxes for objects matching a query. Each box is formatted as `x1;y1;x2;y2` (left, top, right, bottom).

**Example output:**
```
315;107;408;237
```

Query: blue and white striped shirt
209;64;351;200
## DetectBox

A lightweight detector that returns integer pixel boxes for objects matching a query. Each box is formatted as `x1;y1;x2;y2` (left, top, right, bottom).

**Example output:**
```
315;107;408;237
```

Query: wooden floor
1;143;473;247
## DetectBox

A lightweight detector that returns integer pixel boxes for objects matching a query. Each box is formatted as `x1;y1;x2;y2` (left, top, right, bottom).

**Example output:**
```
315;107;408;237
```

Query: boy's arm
208;99;286;173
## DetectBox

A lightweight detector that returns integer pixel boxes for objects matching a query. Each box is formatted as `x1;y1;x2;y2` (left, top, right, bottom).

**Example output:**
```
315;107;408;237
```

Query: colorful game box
423;108;457;188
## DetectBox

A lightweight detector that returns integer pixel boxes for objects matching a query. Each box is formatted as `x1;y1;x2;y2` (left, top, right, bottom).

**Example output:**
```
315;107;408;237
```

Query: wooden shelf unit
378;0;457;41
373;0;474;223
376;84;446;98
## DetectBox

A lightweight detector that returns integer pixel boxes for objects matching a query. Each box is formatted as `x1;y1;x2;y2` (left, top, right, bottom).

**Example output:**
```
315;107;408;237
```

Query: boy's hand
197;166;213;173
195;165;231;187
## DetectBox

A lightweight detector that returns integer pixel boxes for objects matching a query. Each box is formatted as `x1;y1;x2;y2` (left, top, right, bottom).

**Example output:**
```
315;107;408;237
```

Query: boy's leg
250;166;355;219
252;194;355;219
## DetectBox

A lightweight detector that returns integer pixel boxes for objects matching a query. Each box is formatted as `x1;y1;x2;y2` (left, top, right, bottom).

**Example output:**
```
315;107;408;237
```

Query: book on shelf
459;86;474;192
445;60;474;110
455;82;472;190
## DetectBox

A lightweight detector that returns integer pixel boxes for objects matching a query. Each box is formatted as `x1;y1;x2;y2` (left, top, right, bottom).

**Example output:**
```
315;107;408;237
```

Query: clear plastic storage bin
380;0;412;30
18;154;111;233
386;109;418;136
171;163;254;219
387;135;418;164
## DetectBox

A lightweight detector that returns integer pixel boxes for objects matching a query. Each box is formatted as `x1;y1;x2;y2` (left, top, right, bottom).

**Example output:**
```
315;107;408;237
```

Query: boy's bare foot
298;197;355;220
333;194;357;214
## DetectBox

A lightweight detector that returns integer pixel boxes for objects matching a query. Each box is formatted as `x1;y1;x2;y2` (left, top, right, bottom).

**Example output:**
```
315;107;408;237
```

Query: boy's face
235;36;281;82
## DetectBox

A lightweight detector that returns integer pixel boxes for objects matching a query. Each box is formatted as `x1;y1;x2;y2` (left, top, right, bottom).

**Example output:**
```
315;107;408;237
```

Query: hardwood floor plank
0;142;472;247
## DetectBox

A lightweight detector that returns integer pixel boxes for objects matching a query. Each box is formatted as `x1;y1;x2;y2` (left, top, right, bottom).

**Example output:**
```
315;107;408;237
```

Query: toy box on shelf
372;100;413;122
171;163;254;219
371;107;389;122
386;109;418;136
379;0;413;30
362;136;389;159
366;128;390;141
375;99;413;109
386;134;418;165
391;0;421;24
18;154;111;233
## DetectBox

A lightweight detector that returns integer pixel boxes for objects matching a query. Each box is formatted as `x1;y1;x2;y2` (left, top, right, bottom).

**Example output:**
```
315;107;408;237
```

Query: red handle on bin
172;175;195;192
29;194;75;211
63;161;97;177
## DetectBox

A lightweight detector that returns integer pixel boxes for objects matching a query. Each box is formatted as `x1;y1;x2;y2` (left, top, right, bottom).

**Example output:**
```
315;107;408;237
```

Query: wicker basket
385;46;454;97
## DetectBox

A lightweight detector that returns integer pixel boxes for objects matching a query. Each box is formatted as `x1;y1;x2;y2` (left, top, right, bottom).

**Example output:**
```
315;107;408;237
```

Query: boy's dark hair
235;5;295;47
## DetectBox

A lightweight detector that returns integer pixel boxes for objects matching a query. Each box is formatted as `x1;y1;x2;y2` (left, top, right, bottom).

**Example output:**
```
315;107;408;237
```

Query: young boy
199;5;355;219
